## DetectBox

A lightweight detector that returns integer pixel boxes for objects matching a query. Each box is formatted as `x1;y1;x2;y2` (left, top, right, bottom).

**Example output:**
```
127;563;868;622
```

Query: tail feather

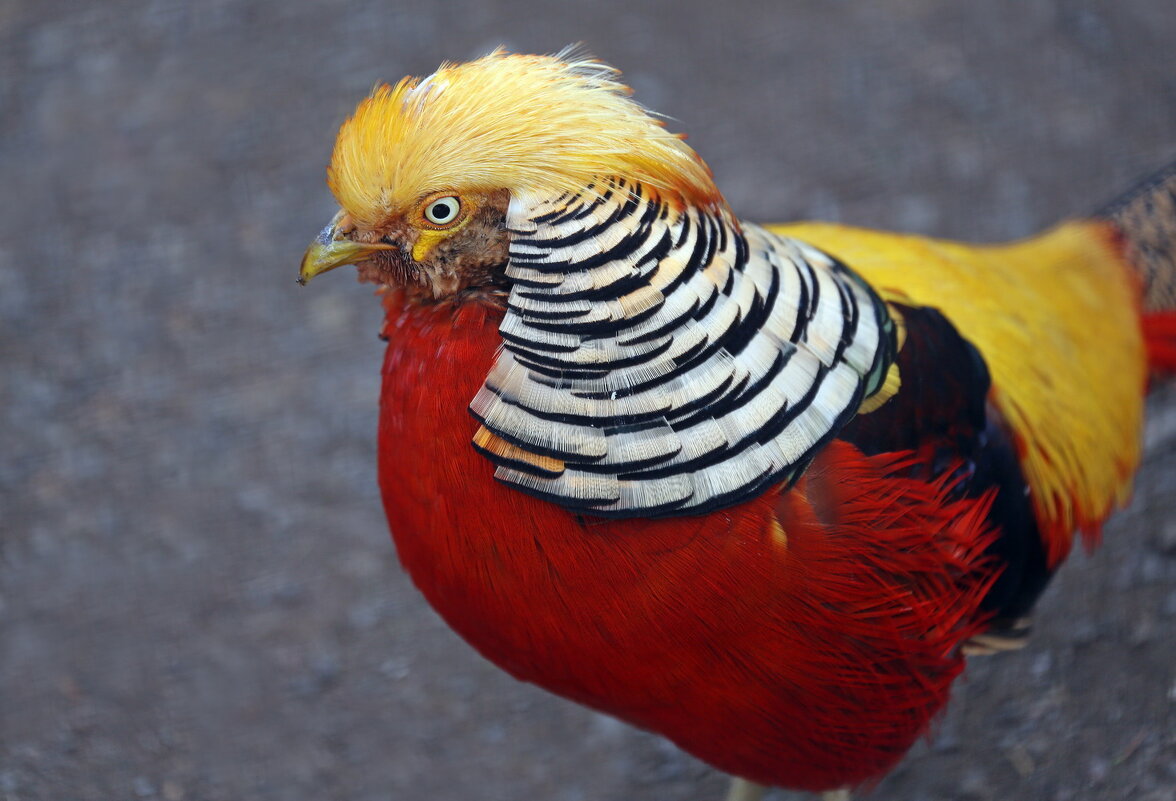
1142;310;1176;372
1095;160;1176;312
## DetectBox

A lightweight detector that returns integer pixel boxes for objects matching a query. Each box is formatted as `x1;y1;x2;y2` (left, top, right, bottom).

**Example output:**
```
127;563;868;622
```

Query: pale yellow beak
298;210;397;285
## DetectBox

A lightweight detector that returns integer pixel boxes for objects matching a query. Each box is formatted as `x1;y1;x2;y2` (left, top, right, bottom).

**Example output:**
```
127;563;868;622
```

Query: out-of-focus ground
2;1;1175;799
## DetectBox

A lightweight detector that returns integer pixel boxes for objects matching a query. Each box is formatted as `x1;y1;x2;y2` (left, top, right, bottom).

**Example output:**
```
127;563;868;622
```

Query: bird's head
299;49;724;302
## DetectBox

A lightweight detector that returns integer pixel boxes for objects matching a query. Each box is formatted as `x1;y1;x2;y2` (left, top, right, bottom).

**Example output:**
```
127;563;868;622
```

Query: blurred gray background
2;1;1175;799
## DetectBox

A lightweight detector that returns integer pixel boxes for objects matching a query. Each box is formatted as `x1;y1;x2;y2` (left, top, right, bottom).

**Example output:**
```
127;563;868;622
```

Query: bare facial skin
353;189;513;305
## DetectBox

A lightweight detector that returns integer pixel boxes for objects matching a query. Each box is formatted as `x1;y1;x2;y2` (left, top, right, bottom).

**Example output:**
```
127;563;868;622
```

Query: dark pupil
432;200;455;221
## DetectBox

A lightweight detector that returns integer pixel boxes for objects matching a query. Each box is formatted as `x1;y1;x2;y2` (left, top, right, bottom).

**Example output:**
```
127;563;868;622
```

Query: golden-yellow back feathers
327;50;724;228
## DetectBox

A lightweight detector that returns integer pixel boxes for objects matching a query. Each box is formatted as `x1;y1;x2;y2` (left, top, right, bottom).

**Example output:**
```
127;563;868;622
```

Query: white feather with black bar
468;178;897;517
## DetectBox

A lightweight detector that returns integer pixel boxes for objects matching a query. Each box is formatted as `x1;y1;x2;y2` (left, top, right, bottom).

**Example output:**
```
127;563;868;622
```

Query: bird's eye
423;196;462;226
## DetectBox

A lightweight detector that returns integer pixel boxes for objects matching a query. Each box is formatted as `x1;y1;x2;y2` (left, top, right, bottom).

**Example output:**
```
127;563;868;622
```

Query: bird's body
379;291;994;789
300;51;1176;794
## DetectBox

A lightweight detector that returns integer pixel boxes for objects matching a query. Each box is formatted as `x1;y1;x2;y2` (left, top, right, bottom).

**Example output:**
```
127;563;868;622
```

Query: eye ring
423;195;462;227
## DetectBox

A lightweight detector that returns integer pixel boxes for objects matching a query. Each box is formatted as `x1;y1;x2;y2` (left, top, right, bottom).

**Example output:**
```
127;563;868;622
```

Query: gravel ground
2;2;1175;800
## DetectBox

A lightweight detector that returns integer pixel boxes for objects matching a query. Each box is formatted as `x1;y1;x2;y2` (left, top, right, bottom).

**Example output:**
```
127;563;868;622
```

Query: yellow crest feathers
327;50;723;227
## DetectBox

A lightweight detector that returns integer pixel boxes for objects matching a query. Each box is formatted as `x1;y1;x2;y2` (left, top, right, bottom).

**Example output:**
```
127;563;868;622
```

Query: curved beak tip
298;213;397;286
299;219;359;285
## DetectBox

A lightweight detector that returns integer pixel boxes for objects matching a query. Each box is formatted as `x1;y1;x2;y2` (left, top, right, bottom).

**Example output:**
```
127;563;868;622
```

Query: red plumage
296;53;1176;797
1143;311;1176;373
377;294;999;791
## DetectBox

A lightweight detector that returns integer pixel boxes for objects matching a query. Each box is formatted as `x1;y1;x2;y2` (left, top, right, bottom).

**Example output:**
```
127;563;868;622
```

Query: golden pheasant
297;50;1176;799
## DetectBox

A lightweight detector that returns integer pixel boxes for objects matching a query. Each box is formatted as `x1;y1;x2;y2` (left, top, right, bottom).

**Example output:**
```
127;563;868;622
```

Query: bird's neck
472;178;894;517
